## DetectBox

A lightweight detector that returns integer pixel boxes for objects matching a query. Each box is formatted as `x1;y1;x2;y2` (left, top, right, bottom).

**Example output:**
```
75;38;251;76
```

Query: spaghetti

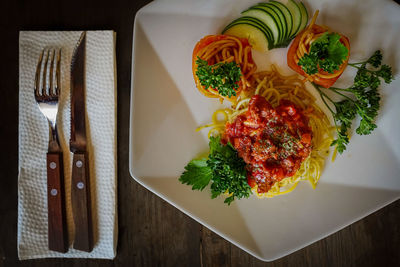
192;35;257;102
287;11;350;88
198;66;333;198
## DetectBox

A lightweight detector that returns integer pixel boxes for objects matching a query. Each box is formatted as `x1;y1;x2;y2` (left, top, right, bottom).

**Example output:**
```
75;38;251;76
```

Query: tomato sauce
224;95;313;193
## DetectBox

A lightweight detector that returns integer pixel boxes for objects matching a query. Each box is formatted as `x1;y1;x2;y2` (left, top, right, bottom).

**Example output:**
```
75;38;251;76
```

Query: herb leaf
195;57;242;97
207;136;251;205
377;65;394;84
179;136;252;205
297;53;318;75
330;100;356;154
298;32;349;75
313;50;394;154
179;159;212;191
366;50;382;68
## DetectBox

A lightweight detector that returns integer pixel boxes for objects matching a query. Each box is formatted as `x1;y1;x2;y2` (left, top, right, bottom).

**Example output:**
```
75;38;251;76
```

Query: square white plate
129;0;400;261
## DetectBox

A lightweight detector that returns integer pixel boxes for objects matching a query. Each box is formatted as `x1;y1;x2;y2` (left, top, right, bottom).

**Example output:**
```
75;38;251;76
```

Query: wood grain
71;152;93;252
0;0;399;266
47;152;68;253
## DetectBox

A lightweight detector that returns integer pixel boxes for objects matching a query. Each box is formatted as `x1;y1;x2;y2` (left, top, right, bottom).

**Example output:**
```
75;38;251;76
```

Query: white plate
129;0;400;261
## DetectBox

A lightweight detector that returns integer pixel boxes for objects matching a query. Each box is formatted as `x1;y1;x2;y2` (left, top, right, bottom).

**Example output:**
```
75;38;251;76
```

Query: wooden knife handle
71;152;93;252
47;152;68;253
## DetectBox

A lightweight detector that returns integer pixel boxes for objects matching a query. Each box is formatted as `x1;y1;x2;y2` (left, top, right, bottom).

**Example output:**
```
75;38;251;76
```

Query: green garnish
195;57;242;97
312;50;394;154
179;159;212;191
179;136;251;205
298;32;349;75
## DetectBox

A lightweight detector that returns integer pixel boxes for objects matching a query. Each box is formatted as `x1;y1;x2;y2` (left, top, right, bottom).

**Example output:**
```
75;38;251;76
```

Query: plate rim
128;0;400;261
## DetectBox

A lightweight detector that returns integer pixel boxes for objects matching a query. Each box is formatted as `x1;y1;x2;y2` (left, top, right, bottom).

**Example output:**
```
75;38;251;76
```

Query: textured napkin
18;31;117;259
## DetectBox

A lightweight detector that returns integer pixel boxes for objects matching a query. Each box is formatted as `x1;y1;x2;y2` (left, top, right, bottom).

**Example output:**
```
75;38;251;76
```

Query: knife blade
70;31;93;252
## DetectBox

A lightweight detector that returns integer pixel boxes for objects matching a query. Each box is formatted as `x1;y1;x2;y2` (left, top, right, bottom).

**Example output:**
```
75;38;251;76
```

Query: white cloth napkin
18;31;117;259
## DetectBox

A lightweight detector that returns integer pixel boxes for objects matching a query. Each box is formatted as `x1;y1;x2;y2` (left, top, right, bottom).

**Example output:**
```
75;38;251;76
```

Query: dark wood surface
0;0;399;266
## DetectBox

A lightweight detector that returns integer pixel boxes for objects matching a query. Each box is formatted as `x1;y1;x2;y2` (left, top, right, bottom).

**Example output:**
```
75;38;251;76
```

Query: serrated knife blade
69;31;93;252
70;32;87;152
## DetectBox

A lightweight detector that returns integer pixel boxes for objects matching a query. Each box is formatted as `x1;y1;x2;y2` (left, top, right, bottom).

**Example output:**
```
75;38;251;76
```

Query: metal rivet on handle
76;160;83;168
50;188;58;196
49;162;57;169
77;182;84;189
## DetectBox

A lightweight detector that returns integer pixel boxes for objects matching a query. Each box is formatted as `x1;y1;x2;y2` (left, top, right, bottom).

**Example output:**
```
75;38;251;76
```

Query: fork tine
55;49;61;96
42;50;50;96
49;49;56;96
35;50;44;96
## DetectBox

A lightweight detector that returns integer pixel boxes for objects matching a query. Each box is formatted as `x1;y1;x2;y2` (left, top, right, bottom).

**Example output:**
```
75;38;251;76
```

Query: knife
70;31;93;252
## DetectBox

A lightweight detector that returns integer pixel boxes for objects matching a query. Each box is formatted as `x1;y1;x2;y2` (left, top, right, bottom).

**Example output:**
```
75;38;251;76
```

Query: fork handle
71;152;93;252
47;152;68;253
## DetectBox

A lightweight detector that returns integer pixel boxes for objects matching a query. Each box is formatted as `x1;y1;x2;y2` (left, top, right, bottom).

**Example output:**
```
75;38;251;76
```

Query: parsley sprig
313;50;394;154
195;57;242;97
298;32;349;75
179;136;252;205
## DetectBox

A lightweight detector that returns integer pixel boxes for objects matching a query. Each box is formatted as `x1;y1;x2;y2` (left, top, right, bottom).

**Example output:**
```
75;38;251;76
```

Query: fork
34;49;68;253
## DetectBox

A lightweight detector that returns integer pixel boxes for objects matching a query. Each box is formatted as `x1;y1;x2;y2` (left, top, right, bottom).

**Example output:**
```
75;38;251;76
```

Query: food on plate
287;10;350;88
181;3;394;204
287;11;393;154
192;35;257;102
222;0;309;51
179;135;251;205
312;50;394;154
181;66;332;203
225;95;313;194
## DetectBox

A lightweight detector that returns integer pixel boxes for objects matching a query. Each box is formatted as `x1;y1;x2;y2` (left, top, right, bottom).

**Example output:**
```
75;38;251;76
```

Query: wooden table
0;0;399;266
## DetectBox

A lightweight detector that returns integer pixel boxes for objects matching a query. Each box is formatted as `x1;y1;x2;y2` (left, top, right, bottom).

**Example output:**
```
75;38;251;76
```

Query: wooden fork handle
71;152;93;252
47;152;68;253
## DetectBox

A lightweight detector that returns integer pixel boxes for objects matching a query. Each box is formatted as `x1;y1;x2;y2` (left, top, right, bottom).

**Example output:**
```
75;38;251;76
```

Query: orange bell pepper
192;35;254;100
287;24;350;88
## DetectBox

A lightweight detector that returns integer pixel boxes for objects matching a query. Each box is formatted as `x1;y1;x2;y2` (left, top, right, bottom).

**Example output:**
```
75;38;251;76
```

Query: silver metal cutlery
34;48;68;253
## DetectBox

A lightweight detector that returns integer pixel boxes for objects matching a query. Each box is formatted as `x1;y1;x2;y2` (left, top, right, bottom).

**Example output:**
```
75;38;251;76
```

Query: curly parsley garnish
179;136;251;205
195;57;242;97
312;50;394;154
298;32;349;75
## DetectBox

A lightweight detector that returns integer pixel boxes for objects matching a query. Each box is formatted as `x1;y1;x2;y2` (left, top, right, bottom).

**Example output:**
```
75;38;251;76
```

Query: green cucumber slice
283;0;302;38
298;2;309;33
222;17;273;51
255;3;286;43
241;8;281;46
227;16;274;44
269;1;293;42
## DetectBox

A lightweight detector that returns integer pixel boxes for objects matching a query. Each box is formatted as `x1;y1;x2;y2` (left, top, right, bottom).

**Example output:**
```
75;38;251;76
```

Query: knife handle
71;152;93;252
47;152;68;253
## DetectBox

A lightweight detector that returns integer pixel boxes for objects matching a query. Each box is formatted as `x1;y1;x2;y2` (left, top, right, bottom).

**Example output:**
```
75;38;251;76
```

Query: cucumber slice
228;16;274;43
281;0;302;38
255;3;286;43
223;24;270;52
222;17;273;52
298;2;309;33
224;16;274;45
241;8;281;46
222;0;309;50
269;1;293;42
